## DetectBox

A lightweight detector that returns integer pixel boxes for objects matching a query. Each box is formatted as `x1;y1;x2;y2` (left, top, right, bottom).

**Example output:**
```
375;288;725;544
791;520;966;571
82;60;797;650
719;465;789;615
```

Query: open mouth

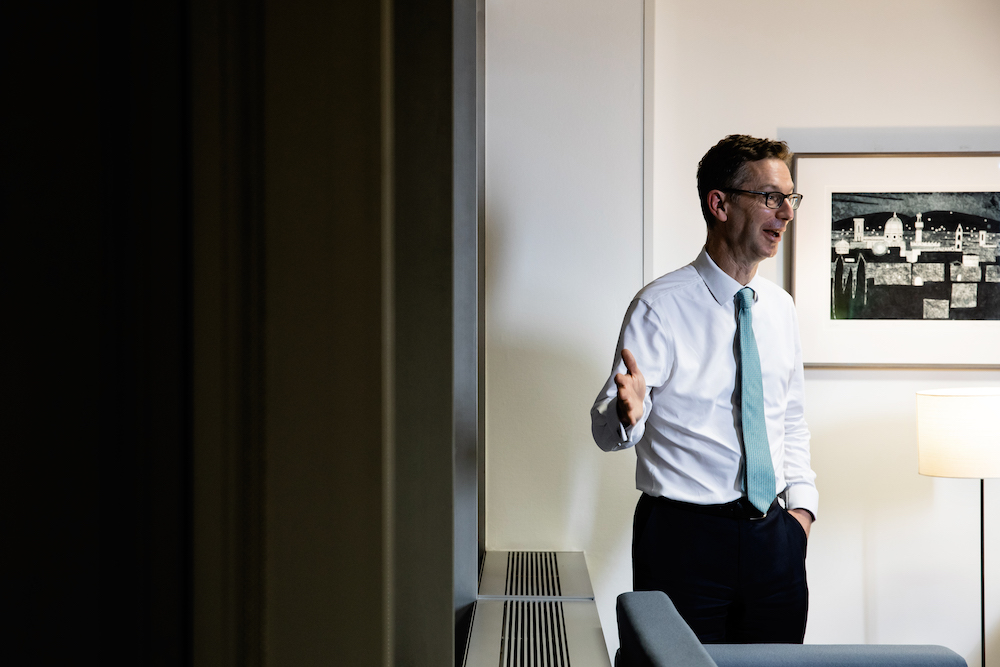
765;229;781;240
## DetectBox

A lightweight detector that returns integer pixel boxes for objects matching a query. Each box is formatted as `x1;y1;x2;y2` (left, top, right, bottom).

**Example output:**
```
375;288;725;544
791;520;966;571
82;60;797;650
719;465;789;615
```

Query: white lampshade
916;387;1000;479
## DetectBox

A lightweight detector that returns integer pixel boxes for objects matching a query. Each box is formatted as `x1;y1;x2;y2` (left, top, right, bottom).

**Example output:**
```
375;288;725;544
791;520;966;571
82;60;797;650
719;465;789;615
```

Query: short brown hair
696;135;792;227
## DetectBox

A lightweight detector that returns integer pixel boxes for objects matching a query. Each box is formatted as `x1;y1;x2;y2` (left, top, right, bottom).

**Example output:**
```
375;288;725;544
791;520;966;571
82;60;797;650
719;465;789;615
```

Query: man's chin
755;247;780;262
763;238;782;258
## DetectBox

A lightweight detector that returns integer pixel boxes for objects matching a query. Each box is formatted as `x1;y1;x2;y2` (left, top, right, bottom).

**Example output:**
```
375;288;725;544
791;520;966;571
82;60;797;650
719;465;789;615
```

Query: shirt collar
693;247;763;307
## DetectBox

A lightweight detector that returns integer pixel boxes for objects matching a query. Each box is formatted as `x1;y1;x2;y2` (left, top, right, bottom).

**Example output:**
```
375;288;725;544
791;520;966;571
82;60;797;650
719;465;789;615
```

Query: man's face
718;158;796;268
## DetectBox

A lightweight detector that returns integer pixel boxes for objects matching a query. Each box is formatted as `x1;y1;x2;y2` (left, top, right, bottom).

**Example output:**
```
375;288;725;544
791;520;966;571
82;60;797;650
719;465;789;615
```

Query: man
591;135;817;644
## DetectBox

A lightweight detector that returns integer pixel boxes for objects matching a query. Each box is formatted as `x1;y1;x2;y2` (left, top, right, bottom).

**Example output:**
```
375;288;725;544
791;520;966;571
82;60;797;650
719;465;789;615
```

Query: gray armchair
616;591;967;667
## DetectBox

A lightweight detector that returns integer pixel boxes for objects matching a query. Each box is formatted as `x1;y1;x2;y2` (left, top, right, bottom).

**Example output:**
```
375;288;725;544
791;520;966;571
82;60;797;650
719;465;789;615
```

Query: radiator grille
505;551;561;597
500;600;571;667
466;553;608;667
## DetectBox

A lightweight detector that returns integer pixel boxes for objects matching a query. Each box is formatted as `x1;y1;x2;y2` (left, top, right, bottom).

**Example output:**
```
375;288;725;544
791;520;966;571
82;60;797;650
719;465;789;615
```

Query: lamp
917;387;1000;667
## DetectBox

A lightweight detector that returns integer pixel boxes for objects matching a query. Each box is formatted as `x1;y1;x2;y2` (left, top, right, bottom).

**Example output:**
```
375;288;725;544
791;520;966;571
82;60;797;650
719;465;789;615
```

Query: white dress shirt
591;248;818;517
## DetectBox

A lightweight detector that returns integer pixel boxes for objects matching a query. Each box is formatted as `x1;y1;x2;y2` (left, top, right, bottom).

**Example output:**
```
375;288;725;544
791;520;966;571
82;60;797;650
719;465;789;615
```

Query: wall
485;0;645;657
260;1;466;664
486;0;1000;662
192;1;471;665
648;0;1000;662
7;2;191;663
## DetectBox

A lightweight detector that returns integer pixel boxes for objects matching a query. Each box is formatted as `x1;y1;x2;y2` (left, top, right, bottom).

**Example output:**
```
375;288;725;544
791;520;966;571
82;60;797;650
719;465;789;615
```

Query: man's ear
707;190;728;224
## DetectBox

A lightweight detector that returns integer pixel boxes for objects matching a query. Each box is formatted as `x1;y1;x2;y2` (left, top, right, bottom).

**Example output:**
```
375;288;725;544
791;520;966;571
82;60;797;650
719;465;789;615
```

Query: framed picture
791;152;1000;367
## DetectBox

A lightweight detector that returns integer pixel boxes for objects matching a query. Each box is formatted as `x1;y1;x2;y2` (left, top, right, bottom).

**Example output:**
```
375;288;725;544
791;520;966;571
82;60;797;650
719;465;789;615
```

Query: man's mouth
765;229;782;239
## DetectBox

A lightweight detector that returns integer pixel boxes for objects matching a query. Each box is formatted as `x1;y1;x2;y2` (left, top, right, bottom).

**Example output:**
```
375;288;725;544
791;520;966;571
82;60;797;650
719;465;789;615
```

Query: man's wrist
788;507;815;523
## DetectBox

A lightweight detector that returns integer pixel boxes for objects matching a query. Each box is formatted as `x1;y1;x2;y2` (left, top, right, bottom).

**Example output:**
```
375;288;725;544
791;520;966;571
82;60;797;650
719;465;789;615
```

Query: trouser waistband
645;494;779;520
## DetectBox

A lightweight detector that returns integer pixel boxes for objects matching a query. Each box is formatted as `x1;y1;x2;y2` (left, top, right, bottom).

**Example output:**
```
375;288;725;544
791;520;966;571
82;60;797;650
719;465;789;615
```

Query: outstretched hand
614;348;646;427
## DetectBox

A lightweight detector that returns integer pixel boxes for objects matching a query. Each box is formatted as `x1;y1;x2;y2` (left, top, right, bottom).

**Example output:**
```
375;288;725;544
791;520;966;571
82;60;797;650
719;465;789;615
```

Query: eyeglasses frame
723;188;803;210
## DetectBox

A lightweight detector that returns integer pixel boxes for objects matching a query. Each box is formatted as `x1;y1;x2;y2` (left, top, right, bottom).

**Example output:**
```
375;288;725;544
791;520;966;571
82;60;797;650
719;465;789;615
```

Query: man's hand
615;348;646;427
788;508;813;539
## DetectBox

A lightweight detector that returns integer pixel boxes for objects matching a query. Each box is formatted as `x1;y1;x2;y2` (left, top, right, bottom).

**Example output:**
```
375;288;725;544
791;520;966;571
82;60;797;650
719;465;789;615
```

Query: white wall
648;0;1000;281
648;1;1000;663
484;0;644;656
486;0;1000;662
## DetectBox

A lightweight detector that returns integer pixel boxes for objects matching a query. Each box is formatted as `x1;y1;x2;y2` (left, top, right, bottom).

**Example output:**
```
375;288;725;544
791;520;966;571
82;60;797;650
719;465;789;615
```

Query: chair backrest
616;591;718;667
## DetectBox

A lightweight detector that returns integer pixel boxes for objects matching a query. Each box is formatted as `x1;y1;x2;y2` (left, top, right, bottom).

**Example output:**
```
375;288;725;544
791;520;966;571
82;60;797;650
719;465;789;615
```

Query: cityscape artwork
829;192;1000;320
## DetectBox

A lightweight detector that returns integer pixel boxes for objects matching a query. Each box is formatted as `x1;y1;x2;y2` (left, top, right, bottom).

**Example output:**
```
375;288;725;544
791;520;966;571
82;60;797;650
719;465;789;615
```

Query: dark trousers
632;493;809;644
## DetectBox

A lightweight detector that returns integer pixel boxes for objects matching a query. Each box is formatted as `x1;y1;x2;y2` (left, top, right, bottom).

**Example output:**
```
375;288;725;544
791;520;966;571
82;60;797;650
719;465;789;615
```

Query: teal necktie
736;287;776;514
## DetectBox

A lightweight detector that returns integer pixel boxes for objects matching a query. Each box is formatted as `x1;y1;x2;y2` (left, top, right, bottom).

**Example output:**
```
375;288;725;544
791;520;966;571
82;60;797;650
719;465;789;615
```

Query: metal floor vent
505;551;561;597
479;551;594;600
499;600;571;666
464;551;609;667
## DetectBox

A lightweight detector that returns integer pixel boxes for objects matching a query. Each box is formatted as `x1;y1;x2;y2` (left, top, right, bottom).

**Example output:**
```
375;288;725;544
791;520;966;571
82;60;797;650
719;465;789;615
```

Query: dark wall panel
262;1;386;665
4;1;191;664
392;0;458;664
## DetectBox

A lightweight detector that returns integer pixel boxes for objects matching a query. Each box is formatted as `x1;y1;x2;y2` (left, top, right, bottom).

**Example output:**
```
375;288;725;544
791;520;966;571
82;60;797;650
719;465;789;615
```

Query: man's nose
776;199;794;220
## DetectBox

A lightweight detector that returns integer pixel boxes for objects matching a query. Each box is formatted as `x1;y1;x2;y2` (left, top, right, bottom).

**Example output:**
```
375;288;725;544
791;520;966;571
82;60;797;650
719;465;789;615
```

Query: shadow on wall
803;369;999;649
802;369;987;522
486;193;647;659
988;622;1000;667
486;332;637;551
485;200;639;552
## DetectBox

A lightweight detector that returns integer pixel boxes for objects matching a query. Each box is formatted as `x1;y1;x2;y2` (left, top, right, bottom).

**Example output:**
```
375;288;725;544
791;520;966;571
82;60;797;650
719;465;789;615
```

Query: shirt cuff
783;484;819;521
602;397;633;443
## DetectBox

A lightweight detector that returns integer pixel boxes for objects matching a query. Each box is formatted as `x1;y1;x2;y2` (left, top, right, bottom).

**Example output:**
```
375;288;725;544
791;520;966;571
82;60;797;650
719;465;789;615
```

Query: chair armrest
615;590;966;667
706;643;967;667
616;591;718;667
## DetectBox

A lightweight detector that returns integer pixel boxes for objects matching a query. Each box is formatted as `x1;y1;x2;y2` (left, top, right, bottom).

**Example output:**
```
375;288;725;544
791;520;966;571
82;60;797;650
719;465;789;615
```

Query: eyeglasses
724;189;803;210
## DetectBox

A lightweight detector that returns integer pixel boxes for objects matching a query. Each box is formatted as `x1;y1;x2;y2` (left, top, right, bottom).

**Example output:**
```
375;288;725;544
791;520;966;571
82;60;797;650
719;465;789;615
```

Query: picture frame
791;152;1000;367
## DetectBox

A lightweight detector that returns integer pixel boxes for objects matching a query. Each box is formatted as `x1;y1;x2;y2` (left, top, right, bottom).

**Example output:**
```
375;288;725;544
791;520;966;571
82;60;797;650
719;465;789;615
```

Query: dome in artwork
835;239;850;255
884;212;904;241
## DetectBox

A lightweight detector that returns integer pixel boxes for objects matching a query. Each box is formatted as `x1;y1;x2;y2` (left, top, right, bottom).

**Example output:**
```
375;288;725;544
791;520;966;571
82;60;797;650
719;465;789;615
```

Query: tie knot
737;287;755;311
